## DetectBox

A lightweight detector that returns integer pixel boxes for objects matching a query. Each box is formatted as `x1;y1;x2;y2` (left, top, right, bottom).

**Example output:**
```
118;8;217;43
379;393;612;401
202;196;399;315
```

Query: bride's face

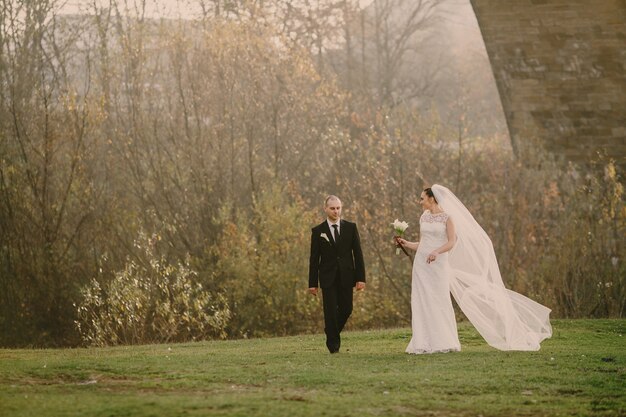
419;192;434;210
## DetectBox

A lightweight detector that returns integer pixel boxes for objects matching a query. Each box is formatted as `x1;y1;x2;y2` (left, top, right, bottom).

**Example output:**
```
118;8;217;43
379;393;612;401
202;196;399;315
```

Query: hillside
1;320;624;417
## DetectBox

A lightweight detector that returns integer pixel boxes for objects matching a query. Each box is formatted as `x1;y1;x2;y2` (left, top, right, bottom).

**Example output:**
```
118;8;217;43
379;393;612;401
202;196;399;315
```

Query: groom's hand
356;282;366;291
308;287;318;296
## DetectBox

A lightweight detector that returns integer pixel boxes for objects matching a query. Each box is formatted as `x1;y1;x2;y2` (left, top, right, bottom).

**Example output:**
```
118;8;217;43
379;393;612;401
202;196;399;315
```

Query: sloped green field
1;320;624;417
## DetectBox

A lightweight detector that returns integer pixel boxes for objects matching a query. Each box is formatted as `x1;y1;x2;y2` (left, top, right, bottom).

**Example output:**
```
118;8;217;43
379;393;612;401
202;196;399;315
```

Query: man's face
324;198;342;222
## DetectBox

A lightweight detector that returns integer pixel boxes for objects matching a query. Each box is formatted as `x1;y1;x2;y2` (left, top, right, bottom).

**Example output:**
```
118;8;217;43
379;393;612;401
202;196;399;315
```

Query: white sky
58;0;481;55
60;0;377;18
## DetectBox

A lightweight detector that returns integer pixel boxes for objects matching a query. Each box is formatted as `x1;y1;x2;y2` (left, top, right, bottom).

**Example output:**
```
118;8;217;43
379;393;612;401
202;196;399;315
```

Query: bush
209;184;323;338
75;232;230;346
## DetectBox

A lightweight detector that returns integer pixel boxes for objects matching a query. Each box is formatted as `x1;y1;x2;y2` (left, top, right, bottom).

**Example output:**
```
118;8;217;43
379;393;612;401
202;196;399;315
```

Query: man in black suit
308;195;366;353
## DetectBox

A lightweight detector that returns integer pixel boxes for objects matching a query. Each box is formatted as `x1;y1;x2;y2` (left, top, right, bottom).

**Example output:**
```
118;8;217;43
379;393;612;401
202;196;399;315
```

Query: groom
309;195;366;353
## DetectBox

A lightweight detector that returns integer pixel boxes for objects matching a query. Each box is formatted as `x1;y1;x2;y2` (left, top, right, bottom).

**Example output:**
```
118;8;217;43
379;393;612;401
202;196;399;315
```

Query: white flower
320;233;330;242
391;219;409;255
391;219;409;233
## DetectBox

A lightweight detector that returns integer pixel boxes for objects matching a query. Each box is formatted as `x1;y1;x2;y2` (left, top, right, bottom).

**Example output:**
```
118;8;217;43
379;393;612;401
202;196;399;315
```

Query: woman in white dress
397;185;552;353
397;187;461;354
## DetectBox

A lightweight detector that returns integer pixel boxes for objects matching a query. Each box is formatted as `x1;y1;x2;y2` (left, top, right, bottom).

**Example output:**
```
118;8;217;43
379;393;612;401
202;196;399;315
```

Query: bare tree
0;0;100;345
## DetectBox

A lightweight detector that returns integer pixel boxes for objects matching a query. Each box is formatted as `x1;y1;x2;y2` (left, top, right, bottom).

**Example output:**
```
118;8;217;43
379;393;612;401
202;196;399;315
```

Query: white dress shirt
327;219;340;241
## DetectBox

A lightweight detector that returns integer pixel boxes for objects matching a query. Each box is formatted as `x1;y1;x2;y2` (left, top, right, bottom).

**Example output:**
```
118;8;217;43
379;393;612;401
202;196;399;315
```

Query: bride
397;184;552;353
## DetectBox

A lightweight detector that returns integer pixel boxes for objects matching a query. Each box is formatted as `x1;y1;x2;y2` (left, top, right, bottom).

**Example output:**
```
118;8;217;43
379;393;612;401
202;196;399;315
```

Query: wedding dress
406;210;461;354
431;184;552;351
406;185;552;353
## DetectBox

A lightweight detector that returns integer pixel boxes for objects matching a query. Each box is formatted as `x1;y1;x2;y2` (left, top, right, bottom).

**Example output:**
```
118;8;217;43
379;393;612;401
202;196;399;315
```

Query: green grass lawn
1;319;624;417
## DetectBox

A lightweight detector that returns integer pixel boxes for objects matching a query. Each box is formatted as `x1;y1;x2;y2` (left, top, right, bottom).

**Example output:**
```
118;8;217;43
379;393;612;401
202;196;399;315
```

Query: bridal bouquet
391;219;409;255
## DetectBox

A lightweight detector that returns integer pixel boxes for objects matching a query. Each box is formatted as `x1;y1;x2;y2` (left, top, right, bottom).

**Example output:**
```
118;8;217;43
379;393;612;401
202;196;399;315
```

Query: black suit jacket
308;219;366;289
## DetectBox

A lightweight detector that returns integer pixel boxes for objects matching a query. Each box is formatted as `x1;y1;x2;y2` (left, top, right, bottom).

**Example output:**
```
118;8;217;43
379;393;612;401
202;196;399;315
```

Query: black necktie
332;224;339;243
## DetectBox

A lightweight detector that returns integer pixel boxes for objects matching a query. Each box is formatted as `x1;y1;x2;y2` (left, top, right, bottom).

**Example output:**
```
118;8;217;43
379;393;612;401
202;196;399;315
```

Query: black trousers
321;273;353;352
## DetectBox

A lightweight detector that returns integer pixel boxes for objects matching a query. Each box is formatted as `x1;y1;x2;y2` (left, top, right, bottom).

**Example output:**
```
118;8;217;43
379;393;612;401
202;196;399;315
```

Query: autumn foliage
0;1;623;347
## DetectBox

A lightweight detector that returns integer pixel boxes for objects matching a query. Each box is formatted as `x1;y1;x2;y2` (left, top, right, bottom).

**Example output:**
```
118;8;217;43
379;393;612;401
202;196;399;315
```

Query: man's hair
325;195;341;207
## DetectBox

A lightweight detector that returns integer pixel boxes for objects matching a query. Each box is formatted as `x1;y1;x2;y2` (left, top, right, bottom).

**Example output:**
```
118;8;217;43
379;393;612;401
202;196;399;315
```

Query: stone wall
470;0;626;167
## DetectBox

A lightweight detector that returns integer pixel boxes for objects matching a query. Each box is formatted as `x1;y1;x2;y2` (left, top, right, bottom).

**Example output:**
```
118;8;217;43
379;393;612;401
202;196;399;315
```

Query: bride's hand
395;237;406;246
427;251;438;263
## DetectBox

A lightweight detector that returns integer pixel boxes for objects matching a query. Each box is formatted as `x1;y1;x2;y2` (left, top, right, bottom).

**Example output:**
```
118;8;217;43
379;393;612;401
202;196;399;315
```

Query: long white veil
432;184;552;350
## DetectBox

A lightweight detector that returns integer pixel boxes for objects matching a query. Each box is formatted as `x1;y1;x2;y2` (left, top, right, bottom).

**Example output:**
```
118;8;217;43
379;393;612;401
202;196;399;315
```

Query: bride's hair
423;187;438;204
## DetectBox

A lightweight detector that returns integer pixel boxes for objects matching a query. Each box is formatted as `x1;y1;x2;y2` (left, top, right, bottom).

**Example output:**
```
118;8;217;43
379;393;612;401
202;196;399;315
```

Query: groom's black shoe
327;343;340;353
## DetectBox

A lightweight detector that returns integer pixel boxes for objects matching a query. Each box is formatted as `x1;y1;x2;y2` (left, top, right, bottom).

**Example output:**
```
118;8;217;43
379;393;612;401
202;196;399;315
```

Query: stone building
470;0;626;167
